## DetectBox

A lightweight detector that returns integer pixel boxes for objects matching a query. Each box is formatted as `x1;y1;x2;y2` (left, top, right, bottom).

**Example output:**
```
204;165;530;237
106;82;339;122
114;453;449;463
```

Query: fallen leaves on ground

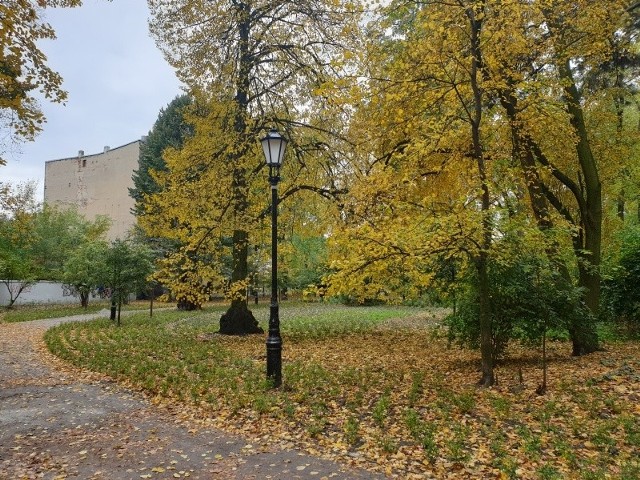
44;309;640;479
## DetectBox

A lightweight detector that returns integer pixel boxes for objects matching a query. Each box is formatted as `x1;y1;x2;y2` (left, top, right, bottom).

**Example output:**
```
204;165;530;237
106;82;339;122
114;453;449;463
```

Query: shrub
446;255;585;360
602;226;640;334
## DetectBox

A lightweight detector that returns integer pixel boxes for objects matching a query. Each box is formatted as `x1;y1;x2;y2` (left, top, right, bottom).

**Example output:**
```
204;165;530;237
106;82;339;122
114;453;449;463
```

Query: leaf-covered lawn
0;300;154;323
45;304;640;479
0;303;108;323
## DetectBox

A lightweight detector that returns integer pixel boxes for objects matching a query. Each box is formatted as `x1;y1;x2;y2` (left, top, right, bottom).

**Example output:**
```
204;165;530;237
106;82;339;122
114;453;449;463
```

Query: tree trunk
218;5;264;335
219;229;263;335
468;4;494;386
110;292;116;320
501;79;600;356
177;299;199;311
615;82;625;222
539;10;603;354
220;300;263;335
80;291;89;309
560;61;601;354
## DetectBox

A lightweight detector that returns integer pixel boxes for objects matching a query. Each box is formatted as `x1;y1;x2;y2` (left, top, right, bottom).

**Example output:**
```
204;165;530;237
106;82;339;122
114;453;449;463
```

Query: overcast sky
3;0;183;200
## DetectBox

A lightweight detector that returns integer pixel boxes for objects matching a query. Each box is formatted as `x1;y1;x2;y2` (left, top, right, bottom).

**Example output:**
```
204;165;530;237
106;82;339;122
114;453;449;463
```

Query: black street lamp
261;128;288;387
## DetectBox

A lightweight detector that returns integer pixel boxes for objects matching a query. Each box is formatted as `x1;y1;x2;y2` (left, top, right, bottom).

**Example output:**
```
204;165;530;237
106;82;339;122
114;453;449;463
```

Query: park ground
2;301;640;479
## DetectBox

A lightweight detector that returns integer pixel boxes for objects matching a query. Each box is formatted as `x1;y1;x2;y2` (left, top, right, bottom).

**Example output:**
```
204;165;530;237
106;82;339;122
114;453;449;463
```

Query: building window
82;159;87;167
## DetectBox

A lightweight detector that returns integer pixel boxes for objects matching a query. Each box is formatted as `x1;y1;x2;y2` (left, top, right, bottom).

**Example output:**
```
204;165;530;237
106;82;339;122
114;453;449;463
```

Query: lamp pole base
266;332;282;387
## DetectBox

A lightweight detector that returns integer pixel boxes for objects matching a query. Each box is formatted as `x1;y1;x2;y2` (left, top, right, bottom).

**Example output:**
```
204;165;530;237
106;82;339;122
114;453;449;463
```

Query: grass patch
43;303;640;478
191;302;421;338
1;303;107;323
0;300;169;323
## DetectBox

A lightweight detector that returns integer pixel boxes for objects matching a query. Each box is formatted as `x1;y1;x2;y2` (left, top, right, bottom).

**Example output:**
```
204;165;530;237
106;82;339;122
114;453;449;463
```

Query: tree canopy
135;0;640;382
130;94;193;217
140;0;360;331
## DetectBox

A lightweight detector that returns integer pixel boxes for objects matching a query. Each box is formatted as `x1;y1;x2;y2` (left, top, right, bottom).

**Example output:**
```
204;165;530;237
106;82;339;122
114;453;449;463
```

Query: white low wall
0;281;80;306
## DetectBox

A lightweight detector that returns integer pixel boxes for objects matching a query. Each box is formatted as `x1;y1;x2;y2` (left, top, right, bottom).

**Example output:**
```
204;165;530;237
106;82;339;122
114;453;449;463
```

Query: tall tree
325;0;635;380
130;94;195;307
130;94;193;216
491;0;634;354
144;0;359;333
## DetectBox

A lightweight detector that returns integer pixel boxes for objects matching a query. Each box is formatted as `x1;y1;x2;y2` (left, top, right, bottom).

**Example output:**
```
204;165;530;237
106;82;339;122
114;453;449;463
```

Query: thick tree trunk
502;83;600;356
218;5;262;336
560;61;601;355
541;8;602;353
220;300;263;335
219;229;263;335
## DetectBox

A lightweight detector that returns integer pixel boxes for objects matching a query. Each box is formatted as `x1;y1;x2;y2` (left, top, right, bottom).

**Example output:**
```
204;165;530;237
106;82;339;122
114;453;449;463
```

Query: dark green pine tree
130;94;193;215
129;94;194;306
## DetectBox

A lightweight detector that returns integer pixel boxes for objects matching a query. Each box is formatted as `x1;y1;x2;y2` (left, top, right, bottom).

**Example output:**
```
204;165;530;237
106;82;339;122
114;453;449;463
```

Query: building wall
44;140;141;241
0;281;79;305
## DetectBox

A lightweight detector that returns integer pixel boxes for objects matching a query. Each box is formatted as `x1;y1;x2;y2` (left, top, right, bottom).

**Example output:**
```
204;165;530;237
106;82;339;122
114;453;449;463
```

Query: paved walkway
0;312;386;479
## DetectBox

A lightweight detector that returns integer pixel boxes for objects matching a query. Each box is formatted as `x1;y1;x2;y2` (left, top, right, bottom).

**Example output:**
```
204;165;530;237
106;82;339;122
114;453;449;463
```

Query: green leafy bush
446;255;587;360
602;226;640;334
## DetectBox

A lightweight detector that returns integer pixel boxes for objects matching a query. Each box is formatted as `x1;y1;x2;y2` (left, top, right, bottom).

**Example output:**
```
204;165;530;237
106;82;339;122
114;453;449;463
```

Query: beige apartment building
44;140;142;241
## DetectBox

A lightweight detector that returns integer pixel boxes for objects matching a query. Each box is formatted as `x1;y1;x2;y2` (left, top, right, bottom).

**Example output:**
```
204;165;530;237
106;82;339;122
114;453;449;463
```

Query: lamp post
261;128;288;387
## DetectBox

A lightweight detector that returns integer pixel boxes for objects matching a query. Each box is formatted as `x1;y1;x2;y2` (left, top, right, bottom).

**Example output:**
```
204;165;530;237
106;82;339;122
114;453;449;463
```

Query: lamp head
261;129;288;169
